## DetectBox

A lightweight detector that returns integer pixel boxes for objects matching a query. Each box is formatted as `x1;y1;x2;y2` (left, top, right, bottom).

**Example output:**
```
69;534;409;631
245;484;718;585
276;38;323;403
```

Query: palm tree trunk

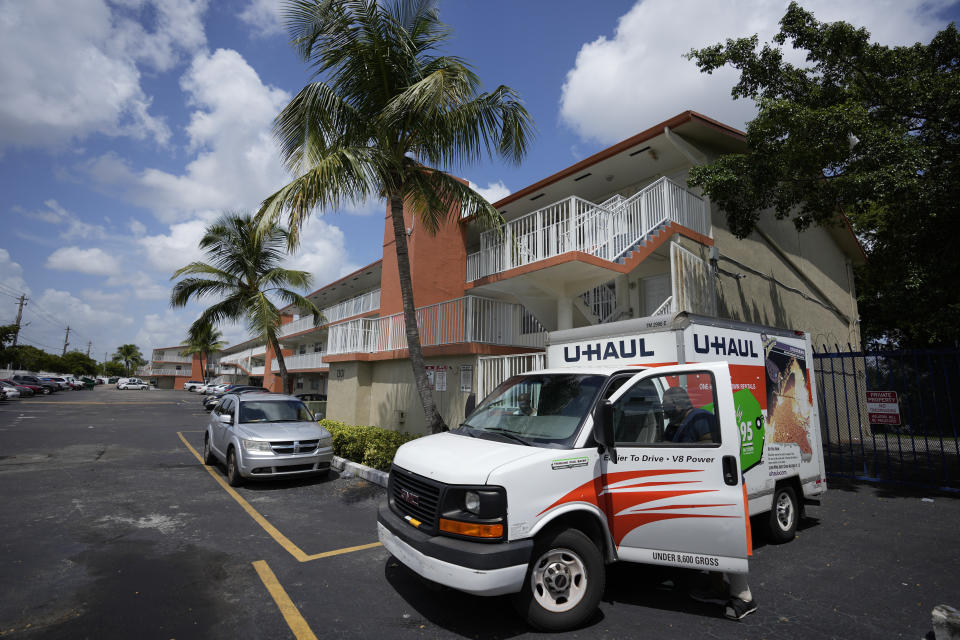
269;334;290;394
389;194;446;433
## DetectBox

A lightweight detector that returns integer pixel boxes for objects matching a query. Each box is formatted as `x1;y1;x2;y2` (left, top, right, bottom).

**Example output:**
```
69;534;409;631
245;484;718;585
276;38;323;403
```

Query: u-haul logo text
563;338;654;363
692;333;758;359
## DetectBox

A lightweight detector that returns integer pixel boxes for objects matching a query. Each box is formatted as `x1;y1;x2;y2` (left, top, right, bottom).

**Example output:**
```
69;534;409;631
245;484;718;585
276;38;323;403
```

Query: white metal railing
272;351;328;372
150;367;188;376
651;296;675;317
327;296;547;355
580;283;616;323
280;289;381;338
219;345;267;366
477;353;546;400
250;366;265;376
466;177;707;281
151;353;193;364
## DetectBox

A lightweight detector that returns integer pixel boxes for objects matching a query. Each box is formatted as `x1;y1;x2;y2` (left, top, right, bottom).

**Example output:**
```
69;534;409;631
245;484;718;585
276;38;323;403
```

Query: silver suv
203;393;333;486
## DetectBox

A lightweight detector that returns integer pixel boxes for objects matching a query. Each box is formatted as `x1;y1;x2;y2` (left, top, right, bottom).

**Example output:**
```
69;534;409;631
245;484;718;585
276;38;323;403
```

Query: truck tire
513;528;604;631
768;484;798;543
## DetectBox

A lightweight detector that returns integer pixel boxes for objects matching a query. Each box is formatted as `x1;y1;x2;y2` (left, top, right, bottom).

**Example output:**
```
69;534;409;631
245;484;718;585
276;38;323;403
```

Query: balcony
219;345;267;367
327;296;545;356
152;353;193;364
150;367;188;376
272;351;328;372
279;289;381;338
466;177;707;282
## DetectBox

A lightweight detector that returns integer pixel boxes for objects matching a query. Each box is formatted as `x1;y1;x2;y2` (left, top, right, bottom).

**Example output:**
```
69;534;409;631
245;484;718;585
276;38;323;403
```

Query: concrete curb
332;455;388;488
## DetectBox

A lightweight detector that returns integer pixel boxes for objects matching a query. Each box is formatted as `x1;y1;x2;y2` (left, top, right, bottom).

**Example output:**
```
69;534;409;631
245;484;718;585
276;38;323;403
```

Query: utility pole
62;326;71;356
11;294;27;347
86;341;92;357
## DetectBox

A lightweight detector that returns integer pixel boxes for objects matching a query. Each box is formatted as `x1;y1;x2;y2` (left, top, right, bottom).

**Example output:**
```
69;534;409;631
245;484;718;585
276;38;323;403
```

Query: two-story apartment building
146;345;202;389
227;110;865;433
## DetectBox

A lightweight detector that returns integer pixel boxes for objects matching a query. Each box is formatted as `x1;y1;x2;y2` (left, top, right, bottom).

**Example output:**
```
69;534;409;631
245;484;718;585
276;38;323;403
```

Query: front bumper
237;446;333;478
377;502;531;596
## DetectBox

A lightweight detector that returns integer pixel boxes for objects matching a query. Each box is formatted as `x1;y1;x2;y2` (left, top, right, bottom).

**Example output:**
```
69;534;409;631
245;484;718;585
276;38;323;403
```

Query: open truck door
598;362;750;573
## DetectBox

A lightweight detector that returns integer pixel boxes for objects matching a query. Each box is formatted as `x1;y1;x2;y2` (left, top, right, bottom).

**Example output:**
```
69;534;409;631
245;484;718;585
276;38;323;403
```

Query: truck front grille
390;466;441;532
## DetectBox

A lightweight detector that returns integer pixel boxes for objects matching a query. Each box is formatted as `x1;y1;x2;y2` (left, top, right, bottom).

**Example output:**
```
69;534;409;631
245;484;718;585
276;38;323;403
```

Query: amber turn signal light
438;518;503;538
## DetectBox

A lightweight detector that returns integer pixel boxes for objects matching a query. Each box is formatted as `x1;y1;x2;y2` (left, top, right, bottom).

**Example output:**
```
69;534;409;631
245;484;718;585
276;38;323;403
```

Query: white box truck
378;313;826;630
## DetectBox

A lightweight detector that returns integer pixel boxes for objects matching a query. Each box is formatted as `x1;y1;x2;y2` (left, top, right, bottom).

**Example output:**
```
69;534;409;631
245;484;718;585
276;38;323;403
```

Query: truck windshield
461;374;605;447
239;400;314;423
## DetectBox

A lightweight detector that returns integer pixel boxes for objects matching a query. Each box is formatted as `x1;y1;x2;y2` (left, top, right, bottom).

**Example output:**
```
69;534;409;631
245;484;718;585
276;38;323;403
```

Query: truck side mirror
595;400;618;464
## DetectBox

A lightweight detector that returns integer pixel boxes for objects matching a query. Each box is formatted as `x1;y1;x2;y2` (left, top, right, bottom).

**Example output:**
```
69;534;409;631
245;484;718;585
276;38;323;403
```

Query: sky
1;0;957;363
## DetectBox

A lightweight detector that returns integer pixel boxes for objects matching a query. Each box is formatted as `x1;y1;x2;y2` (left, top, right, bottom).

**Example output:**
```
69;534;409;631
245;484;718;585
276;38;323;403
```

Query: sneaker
689;586;728;605
724;597;758;620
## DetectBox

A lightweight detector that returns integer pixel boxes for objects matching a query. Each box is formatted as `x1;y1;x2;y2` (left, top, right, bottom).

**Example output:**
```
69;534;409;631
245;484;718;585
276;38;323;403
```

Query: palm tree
181;321;226;385
258;0;534;432
169;212;324;393
112;344;144;377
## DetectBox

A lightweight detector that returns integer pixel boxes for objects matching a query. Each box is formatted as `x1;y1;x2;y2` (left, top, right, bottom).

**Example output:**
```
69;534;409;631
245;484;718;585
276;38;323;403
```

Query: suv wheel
203;434;215;465
226;448;242;487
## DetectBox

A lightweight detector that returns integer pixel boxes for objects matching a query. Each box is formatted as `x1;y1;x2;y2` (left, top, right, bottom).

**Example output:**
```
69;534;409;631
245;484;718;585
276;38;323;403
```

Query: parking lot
1;388;958;639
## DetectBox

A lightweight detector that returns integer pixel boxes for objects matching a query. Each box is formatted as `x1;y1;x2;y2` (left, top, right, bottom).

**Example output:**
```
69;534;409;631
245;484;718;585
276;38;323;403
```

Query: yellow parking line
252;560;318;640
177;431;382;563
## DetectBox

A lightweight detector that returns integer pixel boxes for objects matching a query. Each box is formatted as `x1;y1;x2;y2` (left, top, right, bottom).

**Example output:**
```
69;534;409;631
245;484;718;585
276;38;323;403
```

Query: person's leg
724;573;758;620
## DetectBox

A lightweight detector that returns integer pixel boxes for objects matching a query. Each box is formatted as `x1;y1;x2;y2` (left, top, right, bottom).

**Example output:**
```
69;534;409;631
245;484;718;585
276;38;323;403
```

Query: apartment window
311;378;320;390
313;342;322;353
175;365;182;371
299;344;306;355
296;377;304;390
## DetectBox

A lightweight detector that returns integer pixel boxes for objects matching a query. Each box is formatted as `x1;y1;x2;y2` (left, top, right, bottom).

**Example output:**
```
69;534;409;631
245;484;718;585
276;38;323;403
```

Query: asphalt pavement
0;387;957;639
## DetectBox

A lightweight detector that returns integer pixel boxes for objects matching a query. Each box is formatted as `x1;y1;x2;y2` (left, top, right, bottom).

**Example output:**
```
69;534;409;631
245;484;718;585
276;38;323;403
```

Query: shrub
319;419;421;471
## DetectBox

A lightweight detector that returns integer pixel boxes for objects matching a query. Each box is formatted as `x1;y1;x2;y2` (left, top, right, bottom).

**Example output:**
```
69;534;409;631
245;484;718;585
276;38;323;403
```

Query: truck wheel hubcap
776;492;794;530
531;548;587;612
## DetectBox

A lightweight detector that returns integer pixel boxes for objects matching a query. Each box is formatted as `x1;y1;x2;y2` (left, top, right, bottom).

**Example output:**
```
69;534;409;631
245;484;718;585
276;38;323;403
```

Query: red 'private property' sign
866;390;901;425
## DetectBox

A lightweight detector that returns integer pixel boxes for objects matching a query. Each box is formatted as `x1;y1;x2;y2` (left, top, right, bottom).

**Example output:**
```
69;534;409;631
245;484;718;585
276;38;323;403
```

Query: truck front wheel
513;528;604;631
768;484;798;543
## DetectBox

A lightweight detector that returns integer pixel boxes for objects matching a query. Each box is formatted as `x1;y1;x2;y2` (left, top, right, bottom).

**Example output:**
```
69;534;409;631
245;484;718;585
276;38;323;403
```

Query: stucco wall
326;355;479;434
708;202;861;350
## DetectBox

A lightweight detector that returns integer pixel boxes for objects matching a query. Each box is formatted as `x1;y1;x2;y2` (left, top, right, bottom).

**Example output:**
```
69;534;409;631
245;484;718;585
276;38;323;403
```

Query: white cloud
0;0;207;152
559;0;954;143
22;199;108;240
285;217;359;285
469;180;511;205
34;288;133;344
129;219;147;236
138;217;211;272
0;249;31;297
80;289;127;308
86;48;292;222
105;271;170;301
238;0;285;37
46;247;121;275
135;310;191;351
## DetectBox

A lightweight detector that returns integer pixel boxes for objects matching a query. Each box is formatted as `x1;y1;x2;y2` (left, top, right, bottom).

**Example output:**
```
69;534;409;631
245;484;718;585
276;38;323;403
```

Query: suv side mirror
594;400;618;464
219;413;233;425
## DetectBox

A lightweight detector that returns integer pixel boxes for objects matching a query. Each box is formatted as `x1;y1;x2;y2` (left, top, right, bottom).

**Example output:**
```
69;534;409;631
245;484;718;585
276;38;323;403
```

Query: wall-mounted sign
866;390;900;425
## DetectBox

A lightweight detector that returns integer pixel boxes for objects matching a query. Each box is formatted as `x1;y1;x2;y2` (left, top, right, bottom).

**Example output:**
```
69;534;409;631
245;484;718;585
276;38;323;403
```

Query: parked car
0;382;20;400
1;379;36;397
183;380;205;392
118;379;149;390
12;375;56;394
43;376;71;390
203;392;332;486
202;385;267;411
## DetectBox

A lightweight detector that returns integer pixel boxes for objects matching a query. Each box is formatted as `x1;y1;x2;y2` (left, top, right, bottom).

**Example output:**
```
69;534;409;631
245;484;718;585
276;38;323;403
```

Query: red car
2;379;43;396
1;379;39;397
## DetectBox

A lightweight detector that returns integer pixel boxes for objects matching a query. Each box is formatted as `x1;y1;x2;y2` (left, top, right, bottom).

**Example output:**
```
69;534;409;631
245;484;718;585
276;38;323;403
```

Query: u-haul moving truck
378;313;825;630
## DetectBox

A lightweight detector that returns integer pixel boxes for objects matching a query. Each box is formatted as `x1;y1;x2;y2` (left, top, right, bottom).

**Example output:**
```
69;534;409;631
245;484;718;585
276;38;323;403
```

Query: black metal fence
814;347;960;491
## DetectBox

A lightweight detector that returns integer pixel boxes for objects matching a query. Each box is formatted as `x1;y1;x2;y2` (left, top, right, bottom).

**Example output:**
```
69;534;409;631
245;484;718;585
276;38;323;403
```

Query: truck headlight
318;435;333;449
464;491;481;514
242;439;272;454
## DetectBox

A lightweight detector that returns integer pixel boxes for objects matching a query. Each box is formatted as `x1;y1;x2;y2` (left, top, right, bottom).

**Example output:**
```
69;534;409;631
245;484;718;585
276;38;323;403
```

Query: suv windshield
461;374;605;448
239;400;314;423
